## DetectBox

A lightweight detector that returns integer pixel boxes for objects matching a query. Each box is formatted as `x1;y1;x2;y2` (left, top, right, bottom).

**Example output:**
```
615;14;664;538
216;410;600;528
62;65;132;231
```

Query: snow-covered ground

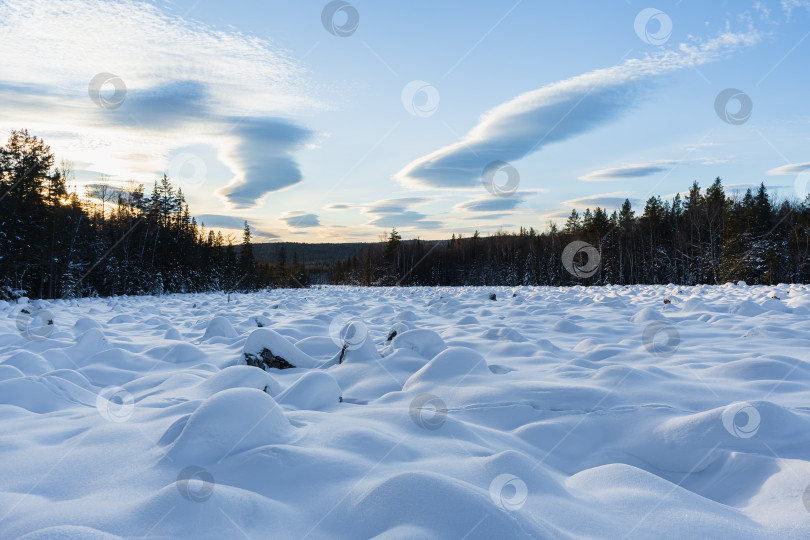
2;284;810;539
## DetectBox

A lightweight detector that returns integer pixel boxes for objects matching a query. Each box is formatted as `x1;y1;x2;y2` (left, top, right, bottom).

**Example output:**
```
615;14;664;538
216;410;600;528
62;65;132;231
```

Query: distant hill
251;242;378;263
251;239;444;264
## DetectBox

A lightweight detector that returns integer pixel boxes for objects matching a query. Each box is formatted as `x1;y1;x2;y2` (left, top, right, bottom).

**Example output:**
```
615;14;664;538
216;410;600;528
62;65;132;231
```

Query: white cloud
395;30;760;190
194;214;279;239
766;162;810;175
0;0;312;113
326;197;441;229
280;212;321;229
0;0;317;209
453;192;531;213
563;193;638;210
580;162;676;181
580;158;729;180
782;0;810;18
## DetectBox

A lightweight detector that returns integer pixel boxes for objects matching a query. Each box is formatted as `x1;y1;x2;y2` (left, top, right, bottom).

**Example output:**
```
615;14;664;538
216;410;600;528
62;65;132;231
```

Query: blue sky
1;0;809;242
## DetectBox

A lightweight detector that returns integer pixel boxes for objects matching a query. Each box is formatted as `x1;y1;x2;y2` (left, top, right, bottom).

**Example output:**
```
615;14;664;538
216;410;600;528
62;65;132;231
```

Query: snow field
1;284;810;539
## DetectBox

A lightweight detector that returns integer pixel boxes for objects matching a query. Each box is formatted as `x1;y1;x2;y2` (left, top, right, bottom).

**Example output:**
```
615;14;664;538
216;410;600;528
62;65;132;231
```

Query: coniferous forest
3;130;810;299
332;177;810;287
0;130;309;299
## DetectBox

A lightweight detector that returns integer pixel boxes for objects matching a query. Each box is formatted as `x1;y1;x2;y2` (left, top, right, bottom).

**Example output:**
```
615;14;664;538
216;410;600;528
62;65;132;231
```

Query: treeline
4;130;808;298
328;178;810;286
0;130;308;299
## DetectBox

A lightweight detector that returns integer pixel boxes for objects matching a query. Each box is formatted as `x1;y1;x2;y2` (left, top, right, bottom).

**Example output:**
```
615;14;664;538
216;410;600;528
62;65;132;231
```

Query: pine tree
240;221;256;291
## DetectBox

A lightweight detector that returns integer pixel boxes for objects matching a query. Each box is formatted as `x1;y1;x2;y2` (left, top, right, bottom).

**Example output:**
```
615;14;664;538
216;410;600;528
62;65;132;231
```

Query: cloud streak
580;162;675;181
281;212;321;229
454;192;530;213
563;193;639;209
326;197;442;229
396;31;760;190
195;214;279;239
766;161;810;175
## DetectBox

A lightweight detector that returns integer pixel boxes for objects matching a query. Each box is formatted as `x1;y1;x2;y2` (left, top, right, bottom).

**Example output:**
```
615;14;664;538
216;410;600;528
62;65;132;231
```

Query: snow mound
276;371;342;410
246;314;272;328
364;305;395;318
630;307;665;323
480;327;528;342
392;329;447;360
331;471;539;539
202;316;238;339
385;322;412;342
0;364;26;381
729;301;766;317
164;327;182;340
0;376;92;413
72;328;108;353
566;463;761;538
145;316;172;326
394;310;419;321
681;297;708;312
1;350;52;376
73;317;103;334
196;365;283;396
756;296;790;313
551;319;584;333
404;347;490;390
242;328;318;369
18;526;123;540
169;387;294;462
148;342;207;364
107;314;135;324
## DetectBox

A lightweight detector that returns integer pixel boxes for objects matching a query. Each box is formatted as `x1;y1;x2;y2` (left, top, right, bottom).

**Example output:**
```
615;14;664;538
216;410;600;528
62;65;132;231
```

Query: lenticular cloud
396;31;759;189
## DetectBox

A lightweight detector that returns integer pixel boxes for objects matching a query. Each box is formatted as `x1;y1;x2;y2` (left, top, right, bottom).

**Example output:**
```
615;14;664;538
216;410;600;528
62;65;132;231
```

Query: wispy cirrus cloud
0;0;317;209
782;0;810;18
395;30;760;190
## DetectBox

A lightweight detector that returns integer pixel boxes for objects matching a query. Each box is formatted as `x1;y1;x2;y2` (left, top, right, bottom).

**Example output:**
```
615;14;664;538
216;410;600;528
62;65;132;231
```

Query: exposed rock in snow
242;327;318;370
